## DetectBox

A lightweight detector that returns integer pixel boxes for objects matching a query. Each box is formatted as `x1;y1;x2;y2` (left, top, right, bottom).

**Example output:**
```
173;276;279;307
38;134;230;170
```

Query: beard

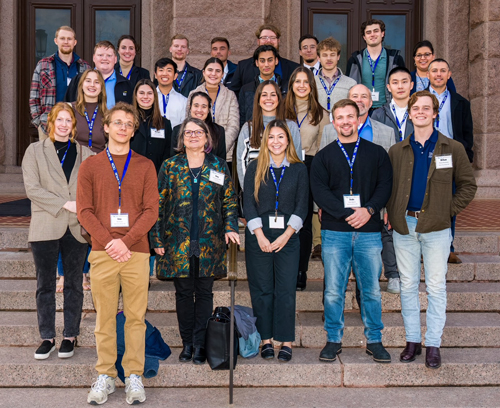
59;47;73;55
304;57;316;64
339;127;355;137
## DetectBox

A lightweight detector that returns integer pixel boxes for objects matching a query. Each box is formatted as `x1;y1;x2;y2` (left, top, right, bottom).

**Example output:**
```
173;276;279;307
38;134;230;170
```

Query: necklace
189;167;202;184
56;142;70;153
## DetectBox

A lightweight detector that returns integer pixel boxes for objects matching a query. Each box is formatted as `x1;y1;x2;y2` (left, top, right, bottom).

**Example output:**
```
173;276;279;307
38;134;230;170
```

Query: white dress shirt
156;86;188;128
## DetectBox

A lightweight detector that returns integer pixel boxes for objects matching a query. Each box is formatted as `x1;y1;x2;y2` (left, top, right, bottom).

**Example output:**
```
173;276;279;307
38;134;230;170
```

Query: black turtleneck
54;140;77;182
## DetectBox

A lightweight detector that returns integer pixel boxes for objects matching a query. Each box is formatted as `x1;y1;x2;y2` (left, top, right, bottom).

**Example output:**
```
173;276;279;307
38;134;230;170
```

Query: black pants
298;155;314;272
245;214;299;342
31;228;88;339
173;256;214;347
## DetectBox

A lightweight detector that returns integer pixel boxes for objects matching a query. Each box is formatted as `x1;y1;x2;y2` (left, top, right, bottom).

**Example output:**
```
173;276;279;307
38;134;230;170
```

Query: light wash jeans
322;230;384;344
393;215;452;347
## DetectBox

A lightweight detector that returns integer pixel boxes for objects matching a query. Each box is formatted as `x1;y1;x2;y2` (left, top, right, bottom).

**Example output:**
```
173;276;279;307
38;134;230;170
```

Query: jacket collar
43;138;82;187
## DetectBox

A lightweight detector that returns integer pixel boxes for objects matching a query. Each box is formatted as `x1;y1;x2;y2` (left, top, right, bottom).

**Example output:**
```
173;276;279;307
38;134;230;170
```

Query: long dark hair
188;91;222;152
285;66;325;126
249;80;285;149
133;79;164;130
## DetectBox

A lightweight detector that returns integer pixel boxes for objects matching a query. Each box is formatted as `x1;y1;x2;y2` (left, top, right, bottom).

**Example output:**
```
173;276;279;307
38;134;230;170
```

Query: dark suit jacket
223;60;238;88
65;71;133;105
173;62;203;97
449;90;474;163
114;63;151;91
229;56;299;96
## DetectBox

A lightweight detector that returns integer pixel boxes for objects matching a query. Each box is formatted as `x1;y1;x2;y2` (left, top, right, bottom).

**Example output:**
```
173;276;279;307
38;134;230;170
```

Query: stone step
0;228;29;250
0;387;498;407
2;280;500;313
2;311;499;349
0;182;26;194
0;173;24;183
1;346;499;388
2;251;500;283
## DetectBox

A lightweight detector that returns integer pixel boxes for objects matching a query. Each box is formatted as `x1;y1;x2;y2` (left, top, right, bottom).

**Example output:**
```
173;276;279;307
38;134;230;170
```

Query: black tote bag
205;307;238;370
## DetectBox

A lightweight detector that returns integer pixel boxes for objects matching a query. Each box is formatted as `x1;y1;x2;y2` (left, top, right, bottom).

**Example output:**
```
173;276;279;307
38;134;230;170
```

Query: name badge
371;91;379;102
435;154;453;169
209;169;225;185
150;128;165;139
110;213;129;228
269;215;285;229
302;149;306;161
343;194;361;208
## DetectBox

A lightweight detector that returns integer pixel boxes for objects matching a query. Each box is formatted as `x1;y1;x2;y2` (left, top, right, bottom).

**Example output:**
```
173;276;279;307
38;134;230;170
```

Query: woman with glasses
151;117;239;365
115;35;150;89
410;40;456;94
186;57;239;164
22;102;94;360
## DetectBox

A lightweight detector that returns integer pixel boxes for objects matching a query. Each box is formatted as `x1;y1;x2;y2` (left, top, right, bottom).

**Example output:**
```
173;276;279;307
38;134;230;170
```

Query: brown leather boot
425;346;441;369
400;342;422;362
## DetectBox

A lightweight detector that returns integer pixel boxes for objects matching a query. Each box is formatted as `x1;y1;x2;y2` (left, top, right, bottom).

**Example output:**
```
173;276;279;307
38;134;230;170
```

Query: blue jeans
322;230;384;344
393;215;452;347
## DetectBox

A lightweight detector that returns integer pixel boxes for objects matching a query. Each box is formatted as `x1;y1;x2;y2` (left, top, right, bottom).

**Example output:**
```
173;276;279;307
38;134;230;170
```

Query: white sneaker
87;374;116;405
125;374;146;405
387;277;401;294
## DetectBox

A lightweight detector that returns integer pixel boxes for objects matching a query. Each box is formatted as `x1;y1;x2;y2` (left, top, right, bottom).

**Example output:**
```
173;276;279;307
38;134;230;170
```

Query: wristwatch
366;206;375;215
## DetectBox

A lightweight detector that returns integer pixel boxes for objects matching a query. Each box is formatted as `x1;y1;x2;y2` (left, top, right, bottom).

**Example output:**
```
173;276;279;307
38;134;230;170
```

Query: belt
407;210;421;219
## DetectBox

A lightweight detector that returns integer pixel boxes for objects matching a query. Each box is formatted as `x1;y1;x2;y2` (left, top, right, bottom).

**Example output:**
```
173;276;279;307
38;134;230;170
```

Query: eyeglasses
259;36;278;41
415;52;433;59
111;120;134;129
184;130;206;138
301;45;317;50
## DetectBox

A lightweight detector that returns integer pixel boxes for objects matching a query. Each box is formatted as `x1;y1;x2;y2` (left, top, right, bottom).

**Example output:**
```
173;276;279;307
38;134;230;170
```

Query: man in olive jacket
386;91;476;370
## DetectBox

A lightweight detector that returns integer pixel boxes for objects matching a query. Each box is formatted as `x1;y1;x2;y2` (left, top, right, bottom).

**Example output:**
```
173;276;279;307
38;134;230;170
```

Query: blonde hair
55;26;75;38
47;102;77;142
76;69;108;117
171;34;190;48
253;119;301;203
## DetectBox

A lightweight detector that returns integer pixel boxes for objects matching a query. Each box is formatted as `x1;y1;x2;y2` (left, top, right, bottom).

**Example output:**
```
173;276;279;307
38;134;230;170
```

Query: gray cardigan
315;69;357;113
371;102;414;143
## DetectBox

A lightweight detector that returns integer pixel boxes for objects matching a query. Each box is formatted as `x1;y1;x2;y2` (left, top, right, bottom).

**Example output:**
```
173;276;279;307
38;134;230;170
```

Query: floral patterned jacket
150;152;238;279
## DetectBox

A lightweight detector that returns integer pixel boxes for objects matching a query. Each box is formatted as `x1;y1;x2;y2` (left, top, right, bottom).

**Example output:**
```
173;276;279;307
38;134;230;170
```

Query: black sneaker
58;338;77;358
366;342;391;363
34;339;55;360
319;342;342;362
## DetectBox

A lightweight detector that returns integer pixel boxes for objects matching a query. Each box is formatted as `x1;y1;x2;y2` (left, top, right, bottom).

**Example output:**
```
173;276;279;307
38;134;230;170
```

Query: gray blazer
371;103;413;143
22;139;94;243
319;118;396;152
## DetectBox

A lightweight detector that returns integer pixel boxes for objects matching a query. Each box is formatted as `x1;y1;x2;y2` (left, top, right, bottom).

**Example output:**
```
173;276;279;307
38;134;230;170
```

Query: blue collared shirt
104;71;117;109
54;52;79;102
429;86;453;139
358;116;373;142
407;129;439;211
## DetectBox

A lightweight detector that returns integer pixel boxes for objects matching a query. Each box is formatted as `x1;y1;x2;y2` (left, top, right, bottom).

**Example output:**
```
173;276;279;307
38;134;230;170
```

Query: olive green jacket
387;132;476;235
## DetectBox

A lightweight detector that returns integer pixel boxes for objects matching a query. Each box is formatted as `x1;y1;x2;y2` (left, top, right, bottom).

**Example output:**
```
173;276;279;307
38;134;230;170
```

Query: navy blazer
114;63;151;90
223;60;238;88
449;90;474;163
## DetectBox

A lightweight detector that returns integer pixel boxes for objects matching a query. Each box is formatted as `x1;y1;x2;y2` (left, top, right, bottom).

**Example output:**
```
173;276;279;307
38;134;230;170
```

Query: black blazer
173;62;203;97
131;116;173;174
229;56;300;96
171;123;226;161
114;63;151;90
223;60;238;88
449;90;474;163
65;72;133;105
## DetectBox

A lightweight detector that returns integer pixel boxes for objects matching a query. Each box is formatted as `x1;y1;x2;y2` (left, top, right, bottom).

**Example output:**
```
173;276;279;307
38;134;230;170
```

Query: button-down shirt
222;63;229;82
156;86;187;128
304;60;321;76
104;71;117;109
429;86;453;139
358;116;373;142
407;129;438;211
390;100;409;139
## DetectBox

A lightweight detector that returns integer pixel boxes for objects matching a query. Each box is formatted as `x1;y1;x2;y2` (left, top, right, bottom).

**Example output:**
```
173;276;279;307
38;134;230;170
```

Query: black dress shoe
400;342;422;362
277;346;292;362
366;342;391;363
319;342;342;362
261;343;275;359
425;346;441;369
296;271;307;291
193;347;207;365
179;344;194;362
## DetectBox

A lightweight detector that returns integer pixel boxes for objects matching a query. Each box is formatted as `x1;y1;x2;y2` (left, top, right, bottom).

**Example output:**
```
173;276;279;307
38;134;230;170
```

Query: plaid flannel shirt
29;54;90;133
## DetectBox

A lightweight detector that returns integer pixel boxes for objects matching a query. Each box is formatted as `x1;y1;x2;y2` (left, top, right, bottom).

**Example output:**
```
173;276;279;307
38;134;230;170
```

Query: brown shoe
425;346;441;369
311;244;321;259
400;342;422;362
448;253;462;264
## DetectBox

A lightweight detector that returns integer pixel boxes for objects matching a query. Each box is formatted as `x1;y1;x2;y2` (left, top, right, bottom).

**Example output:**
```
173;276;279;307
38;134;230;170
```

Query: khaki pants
88;250;150;377
312;213;322;247
38;126;48;141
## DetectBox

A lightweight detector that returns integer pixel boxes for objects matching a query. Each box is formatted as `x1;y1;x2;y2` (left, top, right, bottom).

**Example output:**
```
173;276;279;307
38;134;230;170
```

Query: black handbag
205;307;239;370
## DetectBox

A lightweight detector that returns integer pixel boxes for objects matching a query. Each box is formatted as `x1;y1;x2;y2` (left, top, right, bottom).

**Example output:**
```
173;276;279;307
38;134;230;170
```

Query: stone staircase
0;166;25;195
0;226;499;391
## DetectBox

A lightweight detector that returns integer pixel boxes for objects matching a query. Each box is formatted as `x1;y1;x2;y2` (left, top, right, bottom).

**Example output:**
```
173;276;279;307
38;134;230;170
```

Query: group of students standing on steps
24;18;476;405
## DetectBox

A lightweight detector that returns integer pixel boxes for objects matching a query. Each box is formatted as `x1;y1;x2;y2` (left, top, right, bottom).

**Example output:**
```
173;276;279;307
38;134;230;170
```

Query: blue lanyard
106;148;132;212
367;51;382;89
336;137;360;195
319;75;341;111
435;91;449;128
59;140;71;166
119;65;133;80
83;105;99;148
161;93;170;117
175;68;188;88
391;104;409;142
207;85;220;123
294;106;309;129
269;166;286;218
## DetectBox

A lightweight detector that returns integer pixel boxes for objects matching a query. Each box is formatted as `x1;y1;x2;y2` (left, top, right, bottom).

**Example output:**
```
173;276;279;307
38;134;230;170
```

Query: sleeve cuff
287;214;303;233
247;218;263;234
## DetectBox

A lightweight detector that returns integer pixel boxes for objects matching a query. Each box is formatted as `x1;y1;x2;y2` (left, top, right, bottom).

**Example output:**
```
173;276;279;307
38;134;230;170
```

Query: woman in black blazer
115;35;150;90
131;79;173;173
